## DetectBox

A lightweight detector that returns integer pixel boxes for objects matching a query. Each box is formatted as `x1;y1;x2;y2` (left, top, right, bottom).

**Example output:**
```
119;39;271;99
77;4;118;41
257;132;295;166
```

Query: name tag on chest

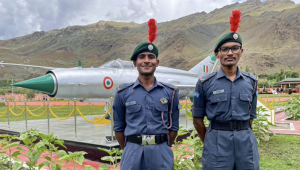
125;101;136;106
213;89;224;94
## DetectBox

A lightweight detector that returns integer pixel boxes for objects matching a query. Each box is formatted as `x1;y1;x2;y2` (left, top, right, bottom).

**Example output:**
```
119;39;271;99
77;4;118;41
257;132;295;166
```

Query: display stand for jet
6;100;10;129
185;97;188;129
74;99;77;139
105;97;116;142
47;100;50;135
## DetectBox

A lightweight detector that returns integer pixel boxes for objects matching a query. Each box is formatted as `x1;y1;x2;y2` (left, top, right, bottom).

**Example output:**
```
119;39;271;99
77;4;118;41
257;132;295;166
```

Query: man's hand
169;131;178;147
193;117;206;143
115;132;125;149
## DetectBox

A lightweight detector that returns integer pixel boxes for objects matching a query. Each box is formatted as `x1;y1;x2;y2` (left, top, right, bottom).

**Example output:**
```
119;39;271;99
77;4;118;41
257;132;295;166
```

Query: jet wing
174;85;196;99
175;85;196;88
0;62;56;70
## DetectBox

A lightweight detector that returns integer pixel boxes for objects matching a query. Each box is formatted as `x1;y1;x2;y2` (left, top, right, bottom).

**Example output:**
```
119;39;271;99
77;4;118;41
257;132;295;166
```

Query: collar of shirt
216;67;244;81
132;77;164;90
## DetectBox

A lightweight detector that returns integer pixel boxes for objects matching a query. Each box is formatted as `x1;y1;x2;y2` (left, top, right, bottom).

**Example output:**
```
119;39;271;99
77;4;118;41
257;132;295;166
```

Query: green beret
130;42;159;60
214;32;242;52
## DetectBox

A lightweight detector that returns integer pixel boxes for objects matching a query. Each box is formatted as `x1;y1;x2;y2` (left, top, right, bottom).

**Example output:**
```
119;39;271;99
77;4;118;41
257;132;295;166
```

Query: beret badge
148;44;154;51
233;33;238;40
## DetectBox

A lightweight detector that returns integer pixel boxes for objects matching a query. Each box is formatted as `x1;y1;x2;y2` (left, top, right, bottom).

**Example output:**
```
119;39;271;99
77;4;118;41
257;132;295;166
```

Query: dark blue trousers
120;142;174;170
202;128;259;170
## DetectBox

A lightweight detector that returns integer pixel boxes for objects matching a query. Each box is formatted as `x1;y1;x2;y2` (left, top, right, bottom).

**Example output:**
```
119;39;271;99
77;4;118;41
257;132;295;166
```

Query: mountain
0;0;300;80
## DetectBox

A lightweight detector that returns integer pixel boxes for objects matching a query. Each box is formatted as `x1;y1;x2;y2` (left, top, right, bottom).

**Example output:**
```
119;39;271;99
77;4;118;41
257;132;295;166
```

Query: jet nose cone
13;74;56;95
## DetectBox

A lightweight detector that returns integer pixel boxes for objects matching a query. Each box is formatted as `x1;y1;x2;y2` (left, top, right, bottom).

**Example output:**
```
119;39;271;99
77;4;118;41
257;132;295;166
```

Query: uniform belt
127;134;168;145
211;120;250;131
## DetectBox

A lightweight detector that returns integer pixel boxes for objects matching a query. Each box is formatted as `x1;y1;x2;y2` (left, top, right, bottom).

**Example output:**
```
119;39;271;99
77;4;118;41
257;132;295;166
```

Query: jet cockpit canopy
100;58;134;69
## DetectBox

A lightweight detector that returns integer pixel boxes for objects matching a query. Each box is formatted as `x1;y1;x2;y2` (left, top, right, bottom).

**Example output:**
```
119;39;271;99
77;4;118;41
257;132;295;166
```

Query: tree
240;66;243;71
285;70;292;78
279;69;285;80
258;74;268;78
269;79;277;88
258;80;268;87
26;90;36;100
291;72;299;78
267;74;274;80
245;65;251;72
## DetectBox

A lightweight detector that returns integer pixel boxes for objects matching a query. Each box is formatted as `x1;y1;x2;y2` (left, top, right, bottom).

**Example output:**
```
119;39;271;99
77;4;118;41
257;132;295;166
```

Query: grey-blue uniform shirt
113;78;179;136
192;67;257;121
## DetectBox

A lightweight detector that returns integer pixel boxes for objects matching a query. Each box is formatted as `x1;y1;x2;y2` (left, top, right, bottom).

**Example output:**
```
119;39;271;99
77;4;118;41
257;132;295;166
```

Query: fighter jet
0;55;218;101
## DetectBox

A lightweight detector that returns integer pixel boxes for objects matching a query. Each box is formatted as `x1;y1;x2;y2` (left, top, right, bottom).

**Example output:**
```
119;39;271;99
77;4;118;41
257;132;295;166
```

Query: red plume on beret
148;19;157;44
230;10;241;33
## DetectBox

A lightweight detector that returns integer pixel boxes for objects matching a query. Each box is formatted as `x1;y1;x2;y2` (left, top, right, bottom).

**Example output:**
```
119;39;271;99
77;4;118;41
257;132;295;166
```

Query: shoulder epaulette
241;72;257;81
160;82;176;90
117;82;134;93
199;72;217;83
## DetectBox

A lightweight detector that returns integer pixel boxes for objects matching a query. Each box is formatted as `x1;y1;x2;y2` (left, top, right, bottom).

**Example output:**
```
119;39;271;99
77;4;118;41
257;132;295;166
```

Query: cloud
0;0;298;40
0;0;97;40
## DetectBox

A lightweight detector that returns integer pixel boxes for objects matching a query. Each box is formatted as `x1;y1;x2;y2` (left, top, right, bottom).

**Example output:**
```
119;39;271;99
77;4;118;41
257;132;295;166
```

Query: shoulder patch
160;82;176;90
241;72;257;81
193;91;200;98
117;82;134;93
199;72;217;82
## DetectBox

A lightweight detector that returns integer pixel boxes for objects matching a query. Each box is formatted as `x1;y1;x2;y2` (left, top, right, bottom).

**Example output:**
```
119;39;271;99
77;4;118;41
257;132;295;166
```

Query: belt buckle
231;122;238;130
141;135;156;145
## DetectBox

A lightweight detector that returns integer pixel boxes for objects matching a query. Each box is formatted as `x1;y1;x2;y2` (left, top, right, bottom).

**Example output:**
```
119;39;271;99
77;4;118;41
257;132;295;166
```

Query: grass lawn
258;93;300;98
259;135;300;170
265;101;289;107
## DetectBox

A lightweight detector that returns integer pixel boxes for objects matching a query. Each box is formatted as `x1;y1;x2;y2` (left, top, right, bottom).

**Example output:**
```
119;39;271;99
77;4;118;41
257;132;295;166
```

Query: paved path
271;111;300;135
260;97;294;102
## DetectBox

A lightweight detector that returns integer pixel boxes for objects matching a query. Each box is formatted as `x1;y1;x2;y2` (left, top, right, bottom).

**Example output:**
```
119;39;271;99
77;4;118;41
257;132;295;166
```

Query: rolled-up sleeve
192;80;206;118
113;91;126;132
250;82;257;119
170;90;180;131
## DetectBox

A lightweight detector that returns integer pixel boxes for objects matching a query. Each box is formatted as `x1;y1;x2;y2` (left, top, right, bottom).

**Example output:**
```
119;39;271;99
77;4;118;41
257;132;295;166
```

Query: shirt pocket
154;102;169;122
209;93;227;103
238;93;252;114
125;104;142;123
208;93;228;115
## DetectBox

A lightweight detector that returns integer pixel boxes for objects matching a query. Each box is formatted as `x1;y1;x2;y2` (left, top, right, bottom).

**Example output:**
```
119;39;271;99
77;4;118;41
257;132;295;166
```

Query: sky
0;0;299;40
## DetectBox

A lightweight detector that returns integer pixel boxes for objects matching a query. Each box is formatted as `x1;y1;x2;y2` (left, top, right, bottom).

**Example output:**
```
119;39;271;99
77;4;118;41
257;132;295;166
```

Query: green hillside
0;0;300;80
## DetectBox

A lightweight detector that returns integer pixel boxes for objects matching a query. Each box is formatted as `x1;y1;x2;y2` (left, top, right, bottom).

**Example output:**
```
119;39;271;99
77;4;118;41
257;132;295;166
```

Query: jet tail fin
188;54;218;77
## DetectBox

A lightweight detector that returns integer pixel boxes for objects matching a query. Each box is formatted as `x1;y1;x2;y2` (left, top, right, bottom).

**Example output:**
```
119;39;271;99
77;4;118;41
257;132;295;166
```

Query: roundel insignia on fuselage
103;77;113;90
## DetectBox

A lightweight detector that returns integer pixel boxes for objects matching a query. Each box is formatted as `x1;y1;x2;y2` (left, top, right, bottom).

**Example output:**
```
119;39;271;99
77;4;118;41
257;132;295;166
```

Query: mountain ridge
0;0;300;80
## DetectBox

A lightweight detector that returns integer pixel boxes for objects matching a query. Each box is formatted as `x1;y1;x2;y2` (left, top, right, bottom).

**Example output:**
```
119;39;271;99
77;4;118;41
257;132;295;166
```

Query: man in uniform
193;11;259;170
113;19;179;170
